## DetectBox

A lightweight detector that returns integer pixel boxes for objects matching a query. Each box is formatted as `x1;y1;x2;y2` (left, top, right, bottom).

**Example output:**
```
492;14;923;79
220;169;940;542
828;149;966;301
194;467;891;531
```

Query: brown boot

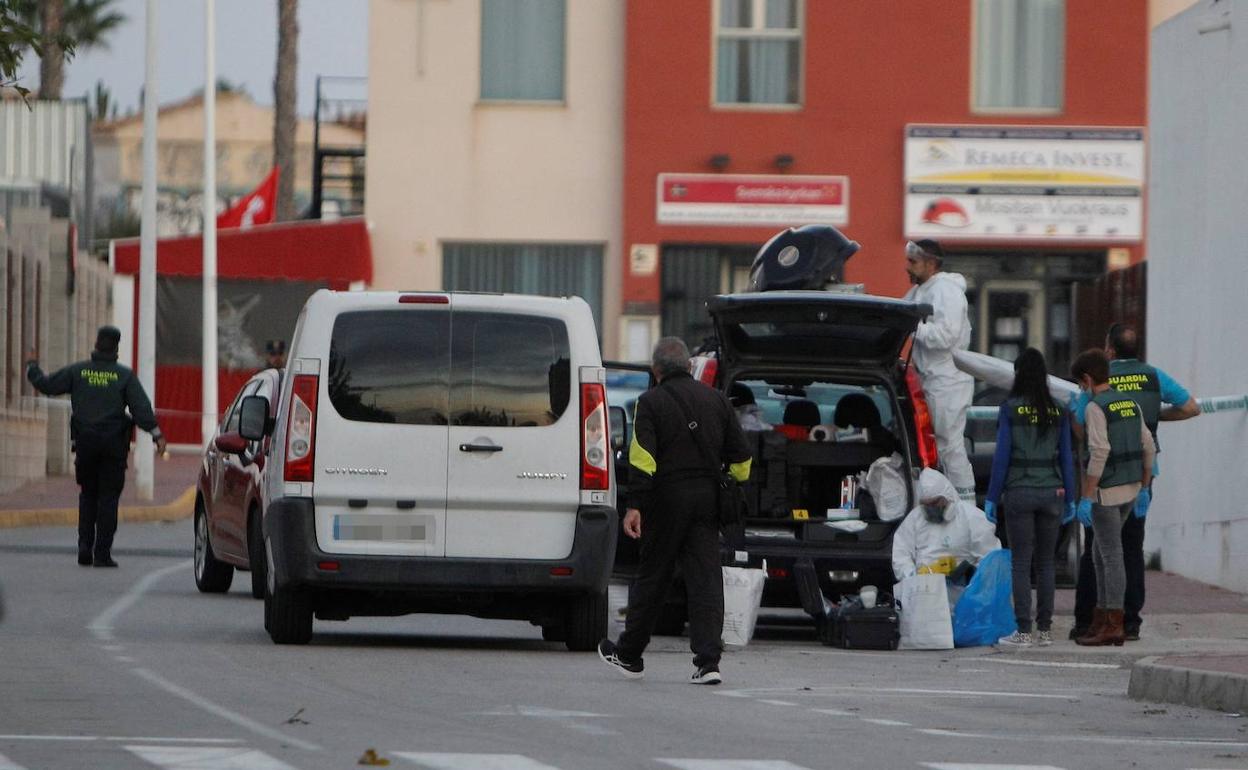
1079;609;1125;647
1075;608;1106;646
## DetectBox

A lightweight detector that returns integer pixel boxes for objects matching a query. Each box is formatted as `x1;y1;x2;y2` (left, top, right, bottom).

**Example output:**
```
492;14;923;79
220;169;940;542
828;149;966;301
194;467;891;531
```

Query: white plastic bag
721;562;767;647
865;453;909;522
895;573;953;650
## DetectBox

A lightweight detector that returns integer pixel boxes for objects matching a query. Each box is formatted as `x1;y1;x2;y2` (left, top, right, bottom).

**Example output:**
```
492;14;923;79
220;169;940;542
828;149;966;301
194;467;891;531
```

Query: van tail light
580;383;610;491
284;374;319;482
904;367;939;469
690;354;718;386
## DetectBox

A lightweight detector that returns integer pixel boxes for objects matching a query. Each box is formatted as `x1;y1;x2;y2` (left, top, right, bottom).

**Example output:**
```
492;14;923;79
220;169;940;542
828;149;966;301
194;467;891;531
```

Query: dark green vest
1092;389;1146;488
1108;359;1161;444
1005;397;1064;489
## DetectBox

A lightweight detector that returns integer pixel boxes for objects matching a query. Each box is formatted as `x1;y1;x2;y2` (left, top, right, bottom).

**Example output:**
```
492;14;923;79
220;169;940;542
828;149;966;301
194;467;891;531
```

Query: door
977;280;1045;362
206;385;250;556
313;304;451;557
219;379;262;557
444;301;580;559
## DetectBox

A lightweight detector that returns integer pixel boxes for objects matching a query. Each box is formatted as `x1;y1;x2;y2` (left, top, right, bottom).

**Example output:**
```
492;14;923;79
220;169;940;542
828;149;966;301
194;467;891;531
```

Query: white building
365;0;624;355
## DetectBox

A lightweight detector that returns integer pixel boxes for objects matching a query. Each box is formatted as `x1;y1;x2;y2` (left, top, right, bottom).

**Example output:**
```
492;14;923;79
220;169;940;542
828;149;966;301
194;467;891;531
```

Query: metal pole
202;0;218;448
136;0;159;500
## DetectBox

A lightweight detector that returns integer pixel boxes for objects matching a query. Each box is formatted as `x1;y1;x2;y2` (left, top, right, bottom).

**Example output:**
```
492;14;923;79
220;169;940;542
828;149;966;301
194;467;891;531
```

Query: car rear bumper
265;498;618;595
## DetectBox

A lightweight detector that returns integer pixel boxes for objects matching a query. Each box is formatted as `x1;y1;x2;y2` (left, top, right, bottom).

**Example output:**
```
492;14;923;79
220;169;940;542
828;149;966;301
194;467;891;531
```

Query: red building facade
622;0;1147;371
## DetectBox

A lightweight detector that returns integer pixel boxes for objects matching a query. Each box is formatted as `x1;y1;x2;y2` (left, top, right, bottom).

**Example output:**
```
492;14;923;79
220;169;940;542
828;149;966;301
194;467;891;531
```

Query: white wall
1146;0;1248;591
365;0;624;355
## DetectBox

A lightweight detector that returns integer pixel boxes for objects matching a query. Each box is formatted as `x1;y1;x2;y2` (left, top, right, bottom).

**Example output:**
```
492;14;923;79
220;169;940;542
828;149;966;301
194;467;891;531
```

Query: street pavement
3;519;1248;770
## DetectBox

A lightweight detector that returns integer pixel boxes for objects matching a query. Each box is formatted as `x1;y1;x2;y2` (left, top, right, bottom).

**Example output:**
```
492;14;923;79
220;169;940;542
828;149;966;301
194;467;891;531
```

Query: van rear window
450;312;571;427
328;310;451;425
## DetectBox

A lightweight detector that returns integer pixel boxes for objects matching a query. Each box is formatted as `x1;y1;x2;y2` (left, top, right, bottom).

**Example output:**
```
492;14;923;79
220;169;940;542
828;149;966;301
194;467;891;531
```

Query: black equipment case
821;601;900;651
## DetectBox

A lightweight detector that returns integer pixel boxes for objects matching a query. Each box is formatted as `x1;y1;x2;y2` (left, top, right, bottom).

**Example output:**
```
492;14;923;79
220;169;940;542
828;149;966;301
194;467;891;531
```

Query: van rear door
313;300;451;557
444;295;582;560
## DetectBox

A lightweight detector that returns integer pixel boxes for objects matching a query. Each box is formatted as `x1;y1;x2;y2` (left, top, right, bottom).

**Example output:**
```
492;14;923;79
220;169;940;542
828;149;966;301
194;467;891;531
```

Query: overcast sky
16;0;369;117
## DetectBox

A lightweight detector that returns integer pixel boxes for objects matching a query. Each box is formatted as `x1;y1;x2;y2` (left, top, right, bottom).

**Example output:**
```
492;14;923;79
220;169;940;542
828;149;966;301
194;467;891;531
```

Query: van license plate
334;514;430;542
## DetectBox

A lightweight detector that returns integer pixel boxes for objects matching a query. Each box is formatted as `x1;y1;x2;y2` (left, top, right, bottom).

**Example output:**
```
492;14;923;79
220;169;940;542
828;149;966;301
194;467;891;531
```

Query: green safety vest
1108;359;1161;446
1005;397;1064;489
1092;389;1146;489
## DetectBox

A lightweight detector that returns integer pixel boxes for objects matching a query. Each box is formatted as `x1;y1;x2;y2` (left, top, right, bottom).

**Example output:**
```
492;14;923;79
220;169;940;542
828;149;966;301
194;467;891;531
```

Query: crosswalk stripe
0;751;28;770
656;762;814;770
922;764;1068;770
392;753;561;770
125;746;299;769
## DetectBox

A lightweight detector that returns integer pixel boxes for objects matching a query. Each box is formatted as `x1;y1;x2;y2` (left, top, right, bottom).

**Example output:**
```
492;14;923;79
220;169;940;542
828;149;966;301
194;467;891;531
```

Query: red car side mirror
214;433;248;455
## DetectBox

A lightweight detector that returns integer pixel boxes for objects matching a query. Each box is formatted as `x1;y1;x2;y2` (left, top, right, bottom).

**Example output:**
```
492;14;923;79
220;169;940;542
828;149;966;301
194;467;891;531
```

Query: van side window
328;309;451;425
450;312;571;427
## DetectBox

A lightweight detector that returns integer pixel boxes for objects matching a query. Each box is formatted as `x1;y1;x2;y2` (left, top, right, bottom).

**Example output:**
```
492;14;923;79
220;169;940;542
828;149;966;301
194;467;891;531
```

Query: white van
237;291;617;649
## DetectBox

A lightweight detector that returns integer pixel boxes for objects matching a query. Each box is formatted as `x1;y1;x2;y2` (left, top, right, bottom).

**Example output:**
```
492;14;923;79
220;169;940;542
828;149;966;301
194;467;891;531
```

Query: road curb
1129;655;1248;713
0;486;196;529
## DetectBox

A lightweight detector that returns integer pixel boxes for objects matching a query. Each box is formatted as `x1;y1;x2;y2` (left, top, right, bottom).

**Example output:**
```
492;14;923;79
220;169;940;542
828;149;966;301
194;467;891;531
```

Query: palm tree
18;0;125;99
273;0;298;221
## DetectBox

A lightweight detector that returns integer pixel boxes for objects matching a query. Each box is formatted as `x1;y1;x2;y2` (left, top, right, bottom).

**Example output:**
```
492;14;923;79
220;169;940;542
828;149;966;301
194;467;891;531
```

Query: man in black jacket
598;337;753;685
27;326;166;567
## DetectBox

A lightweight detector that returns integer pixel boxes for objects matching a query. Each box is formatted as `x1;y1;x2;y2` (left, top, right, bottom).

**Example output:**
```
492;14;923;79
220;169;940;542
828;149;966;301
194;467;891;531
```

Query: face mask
922;503;946;523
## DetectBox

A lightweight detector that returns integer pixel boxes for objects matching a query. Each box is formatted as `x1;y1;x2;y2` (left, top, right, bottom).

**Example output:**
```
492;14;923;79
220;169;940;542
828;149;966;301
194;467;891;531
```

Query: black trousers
618;480;722;669
1074;511;1146;632
75;441;128;559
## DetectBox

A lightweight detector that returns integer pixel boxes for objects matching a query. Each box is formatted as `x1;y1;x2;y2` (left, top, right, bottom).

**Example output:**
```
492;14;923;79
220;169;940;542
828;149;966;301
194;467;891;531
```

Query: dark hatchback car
194;368;282;599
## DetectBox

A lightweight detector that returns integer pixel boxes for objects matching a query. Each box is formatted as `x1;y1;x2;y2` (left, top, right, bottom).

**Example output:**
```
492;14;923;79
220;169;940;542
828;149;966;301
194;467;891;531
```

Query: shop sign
657;173;849;227
904;125;1144;242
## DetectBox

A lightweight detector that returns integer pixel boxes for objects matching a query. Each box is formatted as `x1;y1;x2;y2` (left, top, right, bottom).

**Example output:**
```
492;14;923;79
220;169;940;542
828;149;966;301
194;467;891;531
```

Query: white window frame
969;0;1065;116
710;0;805;111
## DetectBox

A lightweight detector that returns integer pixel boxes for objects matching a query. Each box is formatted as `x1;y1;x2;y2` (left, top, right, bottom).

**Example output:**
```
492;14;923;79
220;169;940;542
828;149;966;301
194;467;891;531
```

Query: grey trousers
1092;502;1134;610
1003;487;1063;633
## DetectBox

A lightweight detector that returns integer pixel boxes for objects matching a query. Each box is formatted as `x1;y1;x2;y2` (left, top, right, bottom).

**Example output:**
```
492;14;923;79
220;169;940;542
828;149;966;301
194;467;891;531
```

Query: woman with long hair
984;348;1077;647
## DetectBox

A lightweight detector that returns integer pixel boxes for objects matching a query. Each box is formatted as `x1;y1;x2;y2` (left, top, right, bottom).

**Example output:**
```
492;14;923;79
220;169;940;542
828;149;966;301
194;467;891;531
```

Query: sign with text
904;125;1145;242
657;173;849;227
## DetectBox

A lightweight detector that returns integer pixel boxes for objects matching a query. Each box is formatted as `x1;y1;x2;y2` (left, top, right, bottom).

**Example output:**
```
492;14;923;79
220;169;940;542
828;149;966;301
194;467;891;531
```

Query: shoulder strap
657;383;722;474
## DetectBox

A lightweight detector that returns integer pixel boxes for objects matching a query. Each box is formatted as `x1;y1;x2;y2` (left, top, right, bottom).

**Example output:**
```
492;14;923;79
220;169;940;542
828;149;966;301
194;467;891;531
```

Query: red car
194;368;282;599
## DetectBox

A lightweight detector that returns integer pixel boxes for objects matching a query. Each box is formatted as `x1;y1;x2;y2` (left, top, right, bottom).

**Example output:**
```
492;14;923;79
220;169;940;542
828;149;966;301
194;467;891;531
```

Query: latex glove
983;500;997;524
1071;389;1091;418
1076;498;1094;528
1135;488;1151;519
1063;502;1076;526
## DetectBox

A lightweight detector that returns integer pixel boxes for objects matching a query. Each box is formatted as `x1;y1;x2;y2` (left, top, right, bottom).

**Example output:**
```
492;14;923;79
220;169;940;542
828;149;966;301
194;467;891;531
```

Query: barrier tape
968;394;1248;420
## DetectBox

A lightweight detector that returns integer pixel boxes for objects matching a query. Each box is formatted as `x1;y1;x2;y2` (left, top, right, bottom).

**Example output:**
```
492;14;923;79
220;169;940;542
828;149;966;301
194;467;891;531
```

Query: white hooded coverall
904;270;976;500
892;468;1000;581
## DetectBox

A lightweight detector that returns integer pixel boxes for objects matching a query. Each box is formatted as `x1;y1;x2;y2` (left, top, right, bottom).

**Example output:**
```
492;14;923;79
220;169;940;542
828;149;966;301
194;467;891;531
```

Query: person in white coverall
903;239;976;501
892;468;1000;581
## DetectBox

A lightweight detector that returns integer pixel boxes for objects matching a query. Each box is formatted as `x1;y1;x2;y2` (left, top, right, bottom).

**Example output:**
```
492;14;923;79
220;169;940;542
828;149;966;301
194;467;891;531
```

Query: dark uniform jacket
627;371;753;511
27;352;160;453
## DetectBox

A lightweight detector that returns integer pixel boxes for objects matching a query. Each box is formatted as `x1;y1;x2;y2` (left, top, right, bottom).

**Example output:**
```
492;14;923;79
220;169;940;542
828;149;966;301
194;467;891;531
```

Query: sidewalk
0;453;199;528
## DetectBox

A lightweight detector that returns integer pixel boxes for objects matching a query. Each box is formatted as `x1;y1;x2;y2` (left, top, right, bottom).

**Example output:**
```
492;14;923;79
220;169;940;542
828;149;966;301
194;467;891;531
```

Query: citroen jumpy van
237;291;617;649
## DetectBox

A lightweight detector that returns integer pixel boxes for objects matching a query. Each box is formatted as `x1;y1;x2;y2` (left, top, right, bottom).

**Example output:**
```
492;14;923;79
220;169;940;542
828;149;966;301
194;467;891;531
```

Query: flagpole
202;0;218;448
136;0;158;500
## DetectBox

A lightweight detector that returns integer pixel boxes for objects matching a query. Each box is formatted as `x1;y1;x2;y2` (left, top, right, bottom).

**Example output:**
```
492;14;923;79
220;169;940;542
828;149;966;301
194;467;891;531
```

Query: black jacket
27;352;160;451
627;371;753;510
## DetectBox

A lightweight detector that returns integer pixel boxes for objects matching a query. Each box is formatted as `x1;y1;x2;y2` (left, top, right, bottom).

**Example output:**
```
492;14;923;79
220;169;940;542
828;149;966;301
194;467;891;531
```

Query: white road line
392;753;561;769
810;708;857;717
861;718;911;727
126;746;299;769
0;736;96;742
922;764;1067;770
0;736;241;744
88;561;189;641
757;700;798;707
723;686;1077;701
981;658;1121;670
0;751;26;770
656;761;814;770
918;728;1248;749
131;668;320;752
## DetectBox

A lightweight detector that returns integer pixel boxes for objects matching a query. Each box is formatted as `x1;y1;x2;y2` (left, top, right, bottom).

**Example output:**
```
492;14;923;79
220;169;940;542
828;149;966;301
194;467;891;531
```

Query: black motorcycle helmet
747;224;860;292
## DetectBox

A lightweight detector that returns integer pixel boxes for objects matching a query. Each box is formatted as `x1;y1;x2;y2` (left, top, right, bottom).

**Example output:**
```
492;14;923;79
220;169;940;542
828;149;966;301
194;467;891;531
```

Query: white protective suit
891;468;1000;581
904;271;975;500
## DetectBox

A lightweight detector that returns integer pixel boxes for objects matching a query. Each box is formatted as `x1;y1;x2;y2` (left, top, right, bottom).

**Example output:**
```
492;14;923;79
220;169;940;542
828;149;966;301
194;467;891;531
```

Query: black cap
95;325;121;355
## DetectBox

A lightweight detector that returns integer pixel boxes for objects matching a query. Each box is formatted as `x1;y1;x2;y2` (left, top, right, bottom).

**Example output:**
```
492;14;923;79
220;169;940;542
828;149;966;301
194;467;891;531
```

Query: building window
714;0;803;107
973;0;1065;112
480;0;566;102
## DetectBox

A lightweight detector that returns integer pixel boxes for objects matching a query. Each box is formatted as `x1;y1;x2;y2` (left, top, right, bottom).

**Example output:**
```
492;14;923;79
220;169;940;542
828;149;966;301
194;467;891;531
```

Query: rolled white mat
951;349;1080;406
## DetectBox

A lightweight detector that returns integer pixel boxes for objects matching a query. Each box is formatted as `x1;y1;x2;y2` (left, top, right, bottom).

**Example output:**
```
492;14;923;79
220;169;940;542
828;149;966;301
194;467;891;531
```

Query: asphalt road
2;522;1247;770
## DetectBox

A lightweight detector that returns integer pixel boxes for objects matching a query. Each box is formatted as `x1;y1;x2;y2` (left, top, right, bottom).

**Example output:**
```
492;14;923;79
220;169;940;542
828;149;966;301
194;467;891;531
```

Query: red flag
217;167;279;230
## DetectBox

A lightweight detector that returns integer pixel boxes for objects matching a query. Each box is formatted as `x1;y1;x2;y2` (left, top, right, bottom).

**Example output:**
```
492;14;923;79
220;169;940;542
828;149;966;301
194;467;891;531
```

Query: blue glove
1076;498;1094;528
983;500;997;524
1135;488;1151;519
1063;502;1076;526
1071;389;1091;420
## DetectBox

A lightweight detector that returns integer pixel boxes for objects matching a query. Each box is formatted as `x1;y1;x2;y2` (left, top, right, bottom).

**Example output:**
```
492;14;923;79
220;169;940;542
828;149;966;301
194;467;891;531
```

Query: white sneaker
1035;630;1053;646
997;631;1034;649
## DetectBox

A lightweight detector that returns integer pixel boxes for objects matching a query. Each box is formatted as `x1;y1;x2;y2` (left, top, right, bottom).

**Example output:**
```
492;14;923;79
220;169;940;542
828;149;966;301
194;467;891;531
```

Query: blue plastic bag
952;549;1017;648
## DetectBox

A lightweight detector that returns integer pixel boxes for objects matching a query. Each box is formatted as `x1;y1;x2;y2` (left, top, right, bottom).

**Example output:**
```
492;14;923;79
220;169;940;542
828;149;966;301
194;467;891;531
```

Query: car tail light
399;294;449;304
904;366;939;469
284;374;319;482
767;566;789;580
549;566;574;577
580;382;609;491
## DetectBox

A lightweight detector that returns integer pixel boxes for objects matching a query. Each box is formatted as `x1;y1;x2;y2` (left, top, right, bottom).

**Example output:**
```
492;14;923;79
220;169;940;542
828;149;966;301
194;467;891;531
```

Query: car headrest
833;393;882;430
782;399;821;428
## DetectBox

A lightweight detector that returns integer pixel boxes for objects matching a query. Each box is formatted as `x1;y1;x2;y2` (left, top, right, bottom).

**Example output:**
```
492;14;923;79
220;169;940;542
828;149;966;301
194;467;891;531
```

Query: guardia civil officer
598;337;752;685
26;326;166;567
1070;324;1200;640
